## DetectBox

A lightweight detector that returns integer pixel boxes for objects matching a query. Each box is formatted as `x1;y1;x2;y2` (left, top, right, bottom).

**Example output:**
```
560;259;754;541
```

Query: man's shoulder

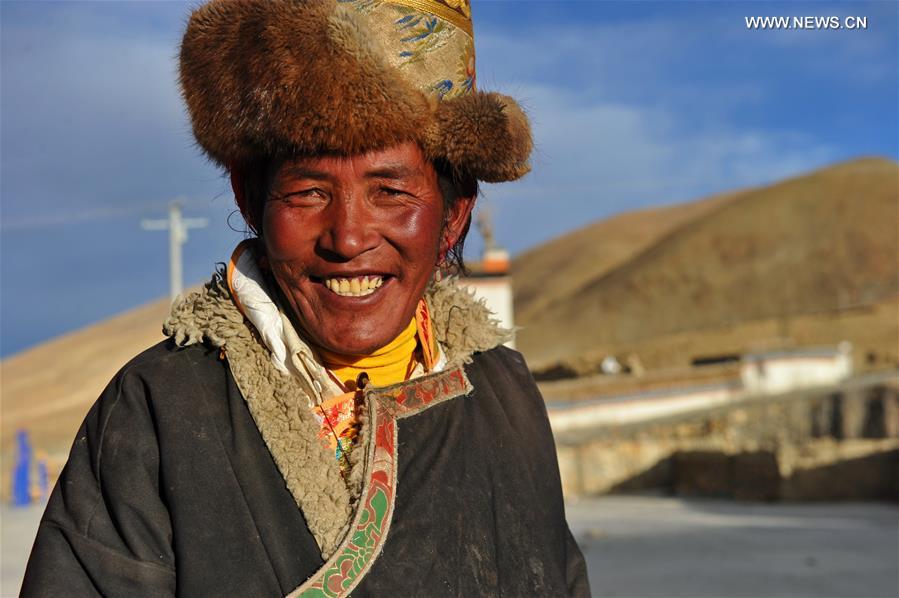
464;345;559;458
105;338;225;402
470;344;535;383
467;344;547;414
118;337;220;376
80;339;231;452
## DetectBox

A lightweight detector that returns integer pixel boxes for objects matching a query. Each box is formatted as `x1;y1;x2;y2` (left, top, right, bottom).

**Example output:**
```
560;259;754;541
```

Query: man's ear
442;194;477;257
229;167;256;232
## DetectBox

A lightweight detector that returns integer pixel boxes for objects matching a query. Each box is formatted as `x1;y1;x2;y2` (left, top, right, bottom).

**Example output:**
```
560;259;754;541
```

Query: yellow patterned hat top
180;0;531;183
343;0;476;100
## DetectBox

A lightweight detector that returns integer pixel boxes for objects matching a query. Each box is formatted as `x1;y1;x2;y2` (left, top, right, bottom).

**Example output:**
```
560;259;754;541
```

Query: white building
740;342;854;396
457;211;515;348
458;247;515;349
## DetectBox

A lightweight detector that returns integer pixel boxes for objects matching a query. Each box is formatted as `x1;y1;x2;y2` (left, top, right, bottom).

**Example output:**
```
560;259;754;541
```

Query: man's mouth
322;275;385;297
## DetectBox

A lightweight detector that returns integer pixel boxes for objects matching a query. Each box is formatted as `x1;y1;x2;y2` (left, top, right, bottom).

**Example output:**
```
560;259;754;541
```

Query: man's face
258;142;472;356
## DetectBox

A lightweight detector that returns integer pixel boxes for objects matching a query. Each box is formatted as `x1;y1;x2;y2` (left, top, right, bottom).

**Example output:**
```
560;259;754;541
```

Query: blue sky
1;0;896;357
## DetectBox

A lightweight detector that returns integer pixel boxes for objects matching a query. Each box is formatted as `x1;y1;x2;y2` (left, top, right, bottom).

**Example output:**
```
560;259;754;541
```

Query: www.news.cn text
745;16;868;30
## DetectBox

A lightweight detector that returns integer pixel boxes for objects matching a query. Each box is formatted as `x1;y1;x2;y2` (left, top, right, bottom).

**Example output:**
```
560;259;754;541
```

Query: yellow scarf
317;299;438;390
312;300;438;472
318;317;418;389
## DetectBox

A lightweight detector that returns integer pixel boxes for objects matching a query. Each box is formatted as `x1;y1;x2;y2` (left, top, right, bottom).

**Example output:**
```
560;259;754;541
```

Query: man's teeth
324;276;384;297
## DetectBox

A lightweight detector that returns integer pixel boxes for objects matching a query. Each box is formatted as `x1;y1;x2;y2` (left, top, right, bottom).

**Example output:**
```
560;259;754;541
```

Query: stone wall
555;378;899;500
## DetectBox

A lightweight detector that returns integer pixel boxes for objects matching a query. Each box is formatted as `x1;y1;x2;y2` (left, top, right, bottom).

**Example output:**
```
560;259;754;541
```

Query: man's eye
279;189;325;203
379;187;407;197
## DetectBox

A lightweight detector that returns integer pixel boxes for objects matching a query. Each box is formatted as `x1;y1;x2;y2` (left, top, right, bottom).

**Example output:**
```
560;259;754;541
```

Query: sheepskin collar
163;272;509;558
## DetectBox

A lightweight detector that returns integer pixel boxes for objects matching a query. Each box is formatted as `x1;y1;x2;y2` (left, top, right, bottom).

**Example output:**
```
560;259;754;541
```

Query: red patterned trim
368;365;472;419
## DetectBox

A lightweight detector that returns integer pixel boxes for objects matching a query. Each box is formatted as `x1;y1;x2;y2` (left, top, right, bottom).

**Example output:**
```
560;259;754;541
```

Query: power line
2;196;221;233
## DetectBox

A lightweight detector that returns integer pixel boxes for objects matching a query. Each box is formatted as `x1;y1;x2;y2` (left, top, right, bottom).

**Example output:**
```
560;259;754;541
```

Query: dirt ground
568;495;899;598
4;496;896;597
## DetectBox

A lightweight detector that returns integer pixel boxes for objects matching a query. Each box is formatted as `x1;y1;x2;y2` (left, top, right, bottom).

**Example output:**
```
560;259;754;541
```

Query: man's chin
295;311;401;355
316;335;394;357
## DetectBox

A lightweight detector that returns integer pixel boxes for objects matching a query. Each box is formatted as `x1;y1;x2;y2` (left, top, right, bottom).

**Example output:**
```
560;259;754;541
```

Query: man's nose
317;193;378;260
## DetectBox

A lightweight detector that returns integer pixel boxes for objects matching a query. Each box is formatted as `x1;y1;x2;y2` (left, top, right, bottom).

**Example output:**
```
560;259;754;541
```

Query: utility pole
141;201;209;301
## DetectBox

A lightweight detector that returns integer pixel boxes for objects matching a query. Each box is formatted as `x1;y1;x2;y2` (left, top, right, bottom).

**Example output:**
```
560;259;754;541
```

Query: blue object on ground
12;429;32;506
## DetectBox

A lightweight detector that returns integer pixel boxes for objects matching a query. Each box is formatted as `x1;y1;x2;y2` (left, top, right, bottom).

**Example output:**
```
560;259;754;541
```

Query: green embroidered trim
287;366;472;597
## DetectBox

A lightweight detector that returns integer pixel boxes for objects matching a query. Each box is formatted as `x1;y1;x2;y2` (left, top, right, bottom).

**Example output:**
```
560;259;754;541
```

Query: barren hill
1;297;171;491
514;157;899;369
512;190;744;324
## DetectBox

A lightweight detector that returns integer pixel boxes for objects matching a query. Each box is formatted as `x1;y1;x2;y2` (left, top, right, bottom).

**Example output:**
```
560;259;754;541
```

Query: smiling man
22;1;589;596
253;143;474;357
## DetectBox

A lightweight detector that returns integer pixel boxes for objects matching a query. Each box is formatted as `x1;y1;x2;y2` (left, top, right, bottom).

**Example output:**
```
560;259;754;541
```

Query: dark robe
21;339;590;597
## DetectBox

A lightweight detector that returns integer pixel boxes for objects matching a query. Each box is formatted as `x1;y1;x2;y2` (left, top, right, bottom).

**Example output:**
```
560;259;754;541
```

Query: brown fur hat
179;0;532;182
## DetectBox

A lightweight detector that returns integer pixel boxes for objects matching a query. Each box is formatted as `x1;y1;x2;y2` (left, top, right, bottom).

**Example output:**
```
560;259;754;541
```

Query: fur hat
179;0;532;183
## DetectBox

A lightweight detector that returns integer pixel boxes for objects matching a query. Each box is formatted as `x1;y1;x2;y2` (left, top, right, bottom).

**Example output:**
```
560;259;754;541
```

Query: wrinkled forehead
272;142;435;181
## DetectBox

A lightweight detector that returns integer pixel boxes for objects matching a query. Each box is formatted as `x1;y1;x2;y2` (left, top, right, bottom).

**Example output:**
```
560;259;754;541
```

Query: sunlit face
250;142;473;355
